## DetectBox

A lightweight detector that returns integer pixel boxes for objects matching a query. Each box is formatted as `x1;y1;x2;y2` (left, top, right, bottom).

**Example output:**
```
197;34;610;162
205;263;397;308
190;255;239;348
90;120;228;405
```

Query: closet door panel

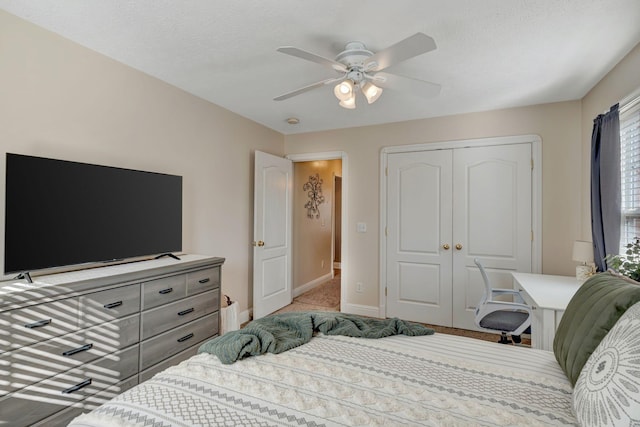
467;159;516;256
386;151;453;326
451;144;532;330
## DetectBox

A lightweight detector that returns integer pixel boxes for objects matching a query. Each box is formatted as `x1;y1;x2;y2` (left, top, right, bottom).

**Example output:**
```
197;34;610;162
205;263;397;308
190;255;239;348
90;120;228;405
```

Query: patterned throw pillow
573;301;640;426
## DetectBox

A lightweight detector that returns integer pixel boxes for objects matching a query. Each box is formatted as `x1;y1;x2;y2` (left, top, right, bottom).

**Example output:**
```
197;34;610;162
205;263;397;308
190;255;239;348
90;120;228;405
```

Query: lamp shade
361;82;383;104
572;240;594;264
333;80;354;102
338;95;356;109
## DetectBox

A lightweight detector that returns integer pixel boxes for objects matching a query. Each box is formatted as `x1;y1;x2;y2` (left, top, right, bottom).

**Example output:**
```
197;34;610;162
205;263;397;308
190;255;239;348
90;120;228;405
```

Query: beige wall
293;160;341;289
0;11;284;316
285;102;583;309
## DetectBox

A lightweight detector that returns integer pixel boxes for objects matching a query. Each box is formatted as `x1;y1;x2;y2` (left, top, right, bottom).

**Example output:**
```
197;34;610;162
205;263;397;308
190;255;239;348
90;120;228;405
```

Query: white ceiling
2;1;640;135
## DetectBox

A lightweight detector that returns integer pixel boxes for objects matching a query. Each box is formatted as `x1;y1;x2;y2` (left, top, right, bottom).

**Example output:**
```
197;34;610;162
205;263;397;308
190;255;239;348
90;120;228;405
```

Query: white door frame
287;151;348;313
379;134;542;318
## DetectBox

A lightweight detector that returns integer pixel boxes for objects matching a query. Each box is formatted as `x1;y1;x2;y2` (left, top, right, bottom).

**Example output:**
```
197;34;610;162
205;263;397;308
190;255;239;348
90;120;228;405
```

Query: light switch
357;222;367;233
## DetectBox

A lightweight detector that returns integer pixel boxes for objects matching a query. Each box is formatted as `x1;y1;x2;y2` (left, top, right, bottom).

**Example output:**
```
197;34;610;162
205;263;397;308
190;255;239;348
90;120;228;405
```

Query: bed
69;272;640;427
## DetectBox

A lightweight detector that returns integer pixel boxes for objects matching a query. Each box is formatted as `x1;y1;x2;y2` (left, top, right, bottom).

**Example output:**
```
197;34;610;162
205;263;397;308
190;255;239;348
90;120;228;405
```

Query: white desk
511;272;583;351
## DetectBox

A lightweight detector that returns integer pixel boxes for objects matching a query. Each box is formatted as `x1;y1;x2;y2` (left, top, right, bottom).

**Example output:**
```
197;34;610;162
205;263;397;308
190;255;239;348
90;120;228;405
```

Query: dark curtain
591;104;621;272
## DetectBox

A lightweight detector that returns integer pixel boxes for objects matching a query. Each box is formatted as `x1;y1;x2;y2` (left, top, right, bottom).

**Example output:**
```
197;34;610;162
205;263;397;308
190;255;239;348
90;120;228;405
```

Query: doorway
291;159;342;304
288;152;347;313
252;151;347;318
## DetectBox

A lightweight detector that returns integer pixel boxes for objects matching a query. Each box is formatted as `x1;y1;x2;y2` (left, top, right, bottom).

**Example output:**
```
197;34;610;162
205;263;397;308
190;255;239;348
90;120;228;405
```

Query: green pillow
553;271;640;386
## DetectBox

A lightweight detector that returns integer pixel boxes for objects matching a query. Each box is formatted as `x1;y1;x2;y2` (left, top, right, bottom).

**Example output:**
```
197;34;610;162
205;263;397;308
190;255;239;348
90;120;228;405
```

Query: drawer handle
24;319;52;329
62;378;92;394
198;278;210;284
62;343;93;357
177;333;194;343
178;308;195;316
159;287;173;295
103;301;123;309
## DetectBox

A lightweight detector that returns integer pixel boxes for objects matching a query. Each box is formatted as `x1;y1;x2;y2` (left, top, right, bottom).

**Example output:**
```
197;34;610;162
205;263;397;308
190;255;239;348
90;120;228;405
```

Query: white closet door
451;144;532;330
386;151;453;325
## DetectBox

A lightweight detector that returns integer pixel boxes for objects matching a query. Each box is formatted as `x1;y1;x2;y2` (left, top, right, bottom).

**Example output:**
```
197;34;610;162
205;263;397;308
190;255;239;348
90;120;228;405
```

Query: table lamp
573;240;594;281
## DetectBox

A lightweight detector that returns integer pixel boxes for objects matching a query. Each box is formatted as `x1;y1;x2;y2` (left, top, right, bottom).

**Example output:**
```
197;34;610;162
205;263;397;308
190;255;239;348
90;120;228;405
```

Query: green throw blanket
198;311;434;364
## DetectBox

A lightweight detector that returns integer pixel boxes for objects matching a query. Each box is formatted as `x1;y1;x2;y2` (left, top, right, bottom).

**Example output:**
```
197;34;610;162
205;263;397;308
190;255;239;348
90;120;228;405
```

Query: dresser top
0;254;224;310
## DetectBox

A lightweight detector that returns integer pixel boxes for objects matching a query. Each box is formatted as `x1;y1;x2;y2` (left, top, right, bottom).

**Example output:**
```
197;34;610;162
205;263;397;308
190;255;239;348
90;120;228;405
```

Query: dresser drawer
141;289;219;340
79;283;141;327
81;375;139;411
139;313;218;371
1;315;140;397
28;374;139;427
187;267;220;295
141;274;187;310
31;405;85;427
0;298;80;353
139;343;200;383
0;345;139;427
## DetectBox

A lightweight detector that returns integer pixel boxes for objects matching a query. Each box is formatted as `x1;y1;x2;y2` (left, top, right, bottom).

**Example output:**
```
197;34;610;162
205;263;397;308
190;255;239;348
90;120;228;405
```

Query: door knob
455;243;463;250
252;240;265;247
442;244;450;250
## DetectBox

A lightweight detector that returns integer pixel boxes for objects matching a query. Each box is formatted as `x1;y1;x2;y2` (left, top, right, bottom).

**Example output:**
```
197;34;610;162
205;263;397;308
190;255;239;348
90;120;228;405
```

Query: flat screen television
4;153;182;274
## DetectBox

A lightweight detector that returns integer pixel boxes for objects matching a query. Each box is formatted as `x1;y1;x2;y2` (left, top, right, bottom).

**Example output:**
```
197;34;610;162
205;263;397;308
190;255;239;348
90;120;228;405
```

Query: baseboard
239;308;252;326
293;272;333;298
341;302;381;318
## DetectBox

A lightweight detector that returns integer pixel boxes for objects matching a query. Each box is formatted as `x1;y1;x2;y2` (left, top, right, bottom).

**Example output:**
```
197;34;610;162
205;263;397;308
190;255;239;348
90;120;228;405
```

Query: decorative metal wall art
303;173;325;219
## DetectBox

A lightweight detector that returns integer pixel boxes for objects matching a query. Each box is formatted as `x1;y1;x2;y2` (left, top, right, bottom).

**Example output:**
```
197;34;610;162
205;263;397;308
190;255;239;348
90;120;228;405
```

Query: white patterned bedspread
69;333;576;426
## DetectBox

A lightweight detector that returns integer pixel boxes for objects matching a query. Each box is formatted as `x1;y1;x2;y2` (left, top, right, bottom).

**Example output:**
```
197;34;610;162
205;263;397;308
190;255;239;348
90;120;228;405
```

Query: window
620;96;640;247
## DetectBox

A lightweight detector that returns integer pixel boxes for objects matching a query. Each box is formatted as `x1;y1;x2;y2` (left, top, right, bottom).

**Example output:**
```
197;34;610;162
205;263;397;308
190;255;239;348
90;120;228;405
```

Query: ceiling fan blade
371;72;441;98
277;47;348;72
273;77;343;101
364;33;437;72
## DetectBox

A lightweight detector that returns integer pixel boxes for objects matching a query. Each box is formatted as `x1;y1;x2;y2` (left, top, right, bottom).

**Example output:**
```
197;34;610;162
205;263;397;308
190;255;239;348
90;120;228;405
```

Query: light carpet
294;276;340;308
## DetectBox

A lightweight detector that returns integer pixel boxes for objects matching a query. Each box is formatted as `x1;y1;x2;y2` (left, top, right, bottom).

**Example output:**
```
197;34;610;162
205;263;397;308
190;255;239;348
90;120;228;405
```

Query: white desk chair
474;258;532;344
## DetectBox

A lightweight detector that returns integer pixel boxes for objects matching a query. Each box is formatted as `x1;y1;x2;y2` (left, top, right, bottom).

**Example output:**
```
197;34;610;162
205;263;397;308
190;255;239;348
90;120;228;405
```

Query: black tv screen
4;153;182;274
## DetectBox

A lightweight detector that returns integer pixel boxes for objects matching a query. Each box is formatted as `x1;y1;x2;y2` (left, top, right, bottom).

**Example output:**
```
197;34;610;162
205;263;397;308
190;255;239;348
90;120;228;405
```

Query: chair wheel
512;335;522;344
498;334;512;344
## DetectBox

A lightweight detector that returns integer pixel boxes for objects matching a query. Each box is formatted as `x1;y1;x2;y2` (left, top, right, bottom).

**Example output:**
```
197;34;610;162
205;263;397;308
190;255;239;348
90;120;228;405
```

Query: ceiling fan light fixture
274;33;439;107
333;80;354;101
339;95;356;109
361;82;383;104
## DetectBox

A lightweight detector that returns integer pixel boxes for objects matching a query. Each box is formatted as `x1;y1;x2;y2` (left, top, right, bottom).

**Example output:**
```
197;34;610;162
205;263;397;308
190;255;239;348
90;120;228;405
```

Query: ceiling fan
273;32;441;109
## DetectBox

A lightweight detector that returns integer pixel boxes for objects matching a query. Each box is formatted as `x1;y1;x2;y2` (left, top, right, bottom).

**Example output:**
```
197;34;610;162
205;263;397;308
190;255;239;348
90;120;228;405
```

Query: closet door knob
442;244;450;250
251;240;265;247
455;243;463;250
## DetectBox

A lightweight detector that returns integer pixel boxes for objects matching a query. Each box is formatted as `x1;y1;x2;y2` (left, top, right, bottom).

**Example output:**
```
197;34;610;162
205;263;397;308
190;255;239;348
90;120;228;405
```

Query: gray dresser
0;254;224;426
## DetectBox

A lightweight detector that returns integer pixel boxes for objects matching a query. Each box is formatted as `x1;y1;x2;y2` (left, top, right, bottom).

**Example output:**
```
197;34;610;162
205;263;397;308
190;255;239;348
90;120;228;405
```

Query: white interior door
451;144;532;329
386;150;453;325
253;151;292;319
